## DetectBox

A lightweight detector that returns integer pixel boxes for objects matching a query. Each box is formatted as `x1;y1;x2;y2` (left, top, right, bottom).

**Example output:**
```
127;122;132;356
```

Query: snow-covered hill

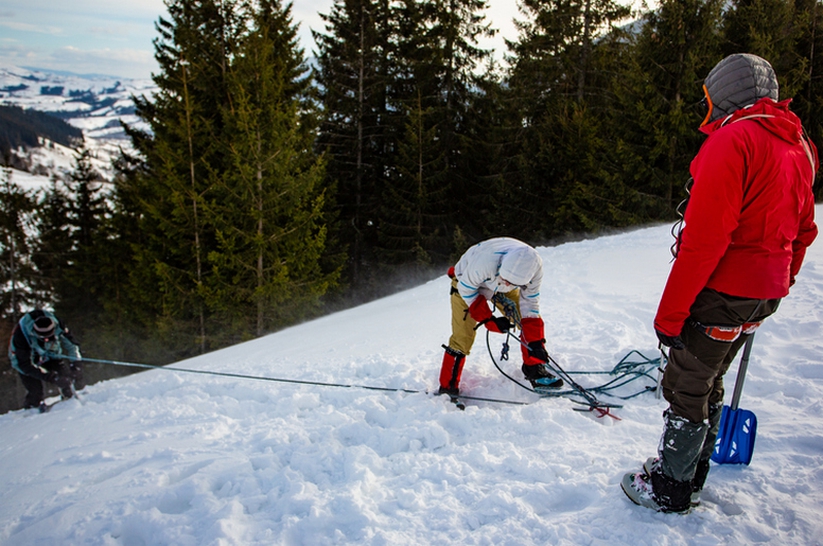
0;64;156;181
1;214;822;545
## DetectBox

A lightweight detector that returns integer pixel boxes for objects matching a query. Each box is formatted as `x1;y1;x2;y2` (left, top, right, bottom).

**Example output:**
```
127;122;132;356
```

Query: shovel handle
730;333;755;411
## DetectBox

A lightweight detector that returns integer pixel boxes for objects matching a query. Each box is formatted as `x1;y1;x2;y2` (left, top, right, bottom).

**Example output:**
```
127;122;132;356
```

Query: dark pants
18;359;80;408
662;289;780;424
659;289;780;482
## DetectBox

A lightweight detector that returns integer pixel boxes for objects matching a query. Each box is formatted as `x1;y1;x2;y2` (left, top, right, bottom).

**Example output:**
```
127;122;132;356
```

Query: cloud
0;20;63;35
0;42;156;79
51;46;156;78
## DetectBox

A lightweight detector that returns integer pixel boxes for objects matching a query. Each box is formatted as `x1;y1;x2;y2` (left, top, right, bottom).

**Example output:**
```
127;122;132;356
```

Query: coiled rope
486;294;661;418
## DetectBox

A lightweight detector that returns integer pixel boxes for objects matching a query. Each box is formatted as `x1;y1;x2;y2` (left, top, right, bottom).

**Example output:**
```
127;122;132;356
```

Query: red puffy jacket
655;98;818;336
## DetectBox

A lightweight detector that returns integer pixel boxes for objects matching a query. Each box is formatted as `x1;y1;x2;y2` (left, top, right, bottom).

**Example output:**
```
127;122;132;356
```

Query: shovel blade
712;405;757;465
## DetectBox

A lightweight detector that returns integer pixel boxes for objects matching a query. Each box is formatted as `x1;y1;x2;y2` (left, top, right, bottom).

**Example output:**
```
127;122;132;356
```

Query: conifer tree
0;165;36;320
381;0;495;263
607;0;724;214
790;0;823;200
460;63;508;243
722;0;801;83
30;177;70;307
125;0;237;354
57;147;110;335
721;0;823;195
378;91;450;266
210;0;338;340
500;0;632;237
314;0;393;287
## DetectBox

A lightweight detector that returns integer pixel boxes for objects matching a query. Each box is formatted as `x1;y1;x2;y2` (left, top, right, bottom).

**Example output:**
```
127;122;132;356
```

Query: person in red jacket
621;53;818;513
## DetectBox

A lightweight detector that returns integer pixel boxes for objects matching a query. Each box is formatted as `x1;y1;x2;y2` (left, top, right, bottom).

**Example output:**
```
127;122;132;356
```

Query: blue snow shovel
712;334;757;465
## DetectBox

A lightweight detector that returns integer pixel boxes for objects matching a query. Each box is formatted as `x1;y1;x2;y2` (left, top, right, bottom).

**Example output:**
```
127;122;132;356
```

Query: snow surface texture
2;213;823;545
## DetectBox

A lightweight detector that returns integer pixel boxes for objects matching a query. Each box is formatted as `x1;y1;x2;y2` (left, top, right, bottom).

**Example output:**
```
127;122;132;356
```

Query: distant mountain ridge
0;65;157;181
0;105;83;168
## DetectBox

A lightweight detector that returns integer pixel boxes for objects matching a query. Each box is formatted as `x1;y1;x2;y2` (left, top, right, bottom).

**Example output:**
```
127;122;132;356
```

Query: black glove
44;371;73;391
656;329;685;350
484;316;512;334
527;340;549;363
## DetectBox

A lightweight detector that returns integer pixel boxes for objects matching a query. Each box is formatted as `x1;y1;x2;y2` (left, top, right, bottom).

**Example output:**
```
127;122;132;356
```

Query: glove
527;340;549;363
656;329;685;350
468;297;512;333
485;316;512;334
44;371;73;391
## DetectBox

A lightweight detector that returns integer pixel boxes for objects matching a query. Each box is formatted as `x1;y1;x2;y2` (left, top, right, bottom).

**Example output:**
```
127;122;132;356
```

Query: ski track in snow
2;211;823;545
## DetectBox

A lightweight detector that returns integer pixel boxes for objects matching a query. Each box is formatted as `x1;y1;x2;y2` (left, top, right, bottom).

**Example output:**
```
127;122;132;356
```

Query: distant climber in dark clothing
8;309;84;409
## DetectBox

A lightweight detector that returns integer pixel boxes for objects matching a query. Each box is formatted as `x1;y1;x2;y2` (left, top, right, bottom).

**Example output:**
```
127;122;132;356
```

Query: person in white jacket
438;237;562;399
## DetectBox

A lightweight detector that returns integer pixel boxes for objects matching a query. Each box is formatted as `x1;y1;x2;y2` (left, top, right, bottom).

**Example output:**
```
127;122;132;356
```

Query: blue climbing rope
486;294;661;411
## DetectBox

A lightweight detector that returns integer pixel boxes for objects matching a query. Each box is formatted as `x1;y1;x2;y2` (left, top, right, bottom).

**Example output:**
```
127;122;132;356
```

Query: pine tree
459;62;508;243
380;0;495;263
209;0;338;340
721;0;823;197
314;0;393;288
378;91;450;266
125;0;237;354
0;164;36;320
499;0;633;237
722;0;801;83
790;0;823;200
607;0;724;214
101;150;170;364
30;177;71;307
57;147;110;335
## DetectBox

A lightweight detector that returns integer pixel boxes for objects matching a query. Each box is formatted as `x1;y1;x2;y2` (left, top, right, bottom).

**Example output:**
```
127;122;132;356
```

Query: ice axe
712;333;758;465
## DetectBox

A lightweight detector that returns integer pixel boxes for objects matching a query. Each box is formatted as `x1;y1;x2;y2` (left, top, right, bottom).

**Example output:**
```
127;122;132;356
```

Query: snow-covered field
1;211;822;545
0;64;153;140
1;65;155;181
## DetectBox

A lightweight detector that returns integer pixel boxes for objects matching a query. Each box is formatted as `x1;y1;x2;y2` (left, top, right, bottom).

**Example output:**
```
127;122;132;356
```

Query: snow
2;211;823;545
1;65;154;181
5;168;55;193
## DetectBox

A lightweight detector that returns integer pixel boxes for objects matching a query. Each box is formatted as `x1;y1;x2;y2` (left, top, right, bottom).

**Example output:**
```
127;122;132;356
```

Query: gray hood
704;53;779;123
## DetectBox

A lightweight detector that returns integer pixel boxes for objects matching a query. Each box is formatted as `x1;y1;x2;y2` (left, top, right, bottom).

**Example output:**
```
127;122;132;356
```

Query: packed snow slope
2;211;823;546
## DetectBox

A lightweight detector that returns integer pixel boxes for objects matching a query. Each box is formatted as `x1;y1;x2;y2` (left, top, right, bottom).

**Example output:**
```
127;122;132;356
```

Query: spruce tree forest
2;0;823;408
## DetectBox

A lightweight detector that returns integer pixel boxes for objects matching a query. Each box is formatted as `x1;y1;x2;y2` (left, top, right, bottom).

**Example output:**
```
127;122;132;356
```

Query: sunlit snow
2;210;822;545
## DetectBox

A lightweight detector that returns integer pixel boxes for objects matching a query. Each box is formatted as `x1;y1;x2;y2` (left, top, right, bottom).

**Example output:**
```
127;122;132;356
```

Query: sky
0;0;524;80
1;203;822;544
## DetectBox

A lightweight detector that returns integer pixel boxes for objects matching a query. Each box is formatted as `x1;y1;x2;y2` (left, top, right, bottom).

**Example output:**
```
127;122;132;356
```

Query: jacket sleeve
10;327;48;380
455;252;497;307
654;131;744;336
58;320;82;360
790;193;818;283
790;139;819;284
517;262;542;319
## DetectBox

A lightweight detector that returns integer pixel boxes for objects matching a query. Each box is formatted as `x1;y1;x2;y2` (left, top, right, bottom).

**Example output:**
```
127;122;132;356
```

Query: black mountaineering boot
522;363;563;389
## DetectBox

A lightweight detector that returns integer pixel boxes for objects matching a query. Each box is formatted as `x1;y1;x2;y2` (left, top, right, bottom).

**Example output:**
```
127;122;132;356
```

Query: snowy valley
1;64;155;184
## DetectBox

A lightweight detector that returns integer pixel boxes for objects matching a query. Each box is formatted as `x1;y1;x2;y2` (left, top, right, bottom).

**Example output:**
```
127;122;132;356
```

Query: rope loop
484;329;660;412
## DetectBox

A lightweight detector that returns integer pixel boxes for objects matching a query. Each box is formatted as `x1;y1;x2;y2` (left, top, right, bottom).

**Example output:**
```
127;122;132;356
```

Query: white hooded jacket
453;237;543;319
